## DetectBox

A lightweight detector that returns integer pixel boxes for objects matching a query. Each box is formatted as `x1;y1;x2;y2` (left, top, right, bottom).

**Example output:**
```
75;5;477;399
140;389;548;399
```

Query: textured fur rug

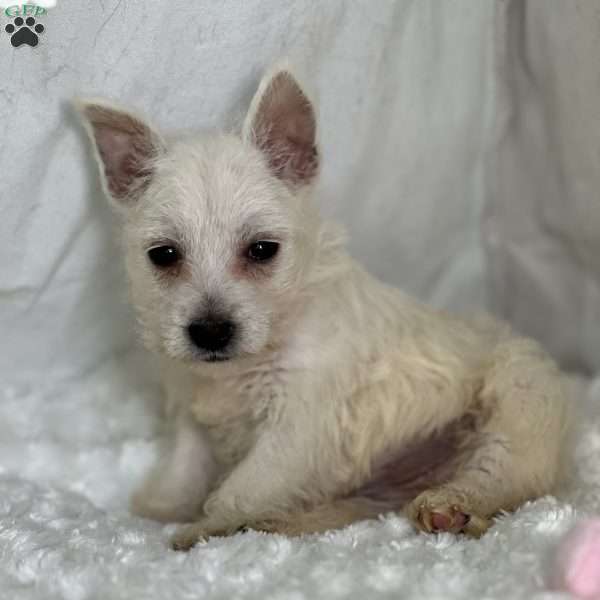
0;356;595;600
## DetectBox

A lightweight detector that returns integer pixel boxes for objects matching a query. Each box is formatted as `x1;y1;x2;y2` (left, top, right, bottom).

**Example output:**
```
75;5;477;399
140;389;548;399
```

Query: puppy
76;64;570;550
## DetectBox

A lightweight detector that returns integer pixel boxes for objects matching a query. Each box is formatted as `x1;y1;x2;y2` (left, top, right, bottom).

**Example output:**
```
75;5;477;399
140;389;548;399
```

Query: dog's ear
74;99;165;206
243;67;319;186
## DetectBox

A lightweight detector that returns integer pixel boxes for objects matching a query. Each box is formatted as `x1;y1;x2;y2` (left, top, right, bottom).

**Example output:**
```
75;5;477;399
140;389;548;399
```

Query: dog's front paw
171;523;209;551
170;520;238;551
406;488;491;538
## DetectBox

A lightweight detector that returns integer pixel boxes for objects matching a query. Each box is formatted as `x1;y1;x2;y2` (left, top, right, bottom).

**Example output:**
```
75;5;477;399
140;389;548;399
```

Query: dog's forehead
147;134;290;235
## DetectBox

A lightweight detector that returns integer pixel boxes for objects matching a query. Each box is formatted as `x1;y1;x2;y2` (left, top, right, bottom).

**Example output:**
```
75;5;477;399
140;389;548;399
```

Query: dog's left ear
243;67;319;186
74;99;165;207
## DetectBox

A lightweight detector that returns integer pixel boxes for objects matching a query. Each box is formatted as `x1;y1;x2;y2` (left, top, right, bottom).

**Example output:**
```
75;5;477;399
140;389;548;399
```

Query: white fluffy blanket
0;357;595;600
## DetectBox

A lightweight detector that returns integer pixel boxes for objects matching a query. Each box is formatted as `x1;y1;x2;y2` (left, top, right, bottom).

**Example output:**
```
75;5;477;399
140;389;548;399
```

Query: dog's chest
191;365;287;467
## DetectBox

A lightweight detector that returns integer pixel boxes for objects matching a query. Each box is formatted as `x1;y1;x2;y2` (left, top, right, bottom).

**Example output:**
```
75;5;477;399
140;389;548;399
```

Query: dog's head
76;66;322;370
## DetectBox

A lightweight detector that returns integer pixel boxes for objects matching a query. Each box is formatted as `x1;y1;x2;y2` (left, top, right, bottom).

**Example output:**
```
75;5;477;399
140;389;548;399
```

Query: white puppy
76;65;570;550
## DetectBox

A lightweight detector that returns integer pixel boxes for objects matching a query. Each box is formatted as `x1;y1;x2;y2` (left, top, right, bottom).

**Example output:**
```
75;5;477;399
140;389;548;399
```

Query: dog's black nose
187;318;236;352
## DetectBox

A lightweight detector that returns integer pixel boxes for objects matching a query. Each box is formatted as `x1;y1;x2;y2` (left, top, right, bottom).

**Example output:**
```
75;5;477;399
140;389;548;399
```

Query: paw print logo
5;16;45;48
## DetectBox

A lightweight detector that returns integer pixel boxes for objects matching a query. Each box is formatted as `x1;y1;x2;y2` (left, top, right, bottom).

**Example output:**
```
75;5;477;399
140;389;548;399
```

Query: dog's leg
406;337;570;537
247;498;385;536
171;498;382;546
170;445;305;548
247;497;386;537
170;406;354;549
170;498;382;549
132;409;217;523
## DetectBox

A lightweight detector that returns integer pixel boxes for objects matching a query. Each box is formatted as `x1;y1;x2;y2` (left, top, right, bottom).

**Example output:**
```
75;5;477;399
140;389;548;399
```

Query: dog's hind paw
406;488;492;538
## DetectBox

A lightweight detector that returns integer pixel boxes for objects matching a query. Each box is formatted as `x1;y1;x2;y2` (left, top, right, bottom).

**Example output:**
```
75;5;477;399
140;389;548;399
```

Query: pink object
553;519;600;599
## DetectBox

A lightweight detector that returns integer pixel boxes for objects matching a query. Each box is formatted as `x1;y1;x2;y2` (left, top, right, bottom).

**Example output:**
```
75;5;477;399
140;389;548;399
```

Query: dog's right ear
74;99;165;207
243;65;319;187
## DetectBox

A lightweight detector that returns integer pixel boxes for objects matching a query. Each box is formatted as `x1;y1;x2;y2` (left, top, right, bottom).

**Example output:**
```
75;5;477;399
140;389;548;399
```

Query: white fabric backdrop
487;0;600;374
1;1;600;599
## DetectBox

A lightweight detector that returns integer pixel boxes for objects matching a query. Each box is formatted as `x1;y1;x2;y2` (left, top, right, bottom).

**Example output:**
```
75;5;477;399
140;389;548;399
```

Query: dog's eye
147;245;181;268
247;241;279;262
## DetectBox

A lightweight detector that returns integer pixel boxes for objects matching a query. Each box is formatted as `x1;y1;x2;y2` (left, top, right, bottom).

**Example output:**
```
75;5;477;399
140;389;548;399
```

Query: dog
75;63;571;550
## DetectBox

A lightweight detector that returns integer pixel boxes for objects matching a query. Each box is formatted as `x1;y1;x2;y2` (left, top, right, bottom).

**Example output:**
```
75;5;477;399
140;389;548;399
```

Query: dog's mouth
203;354;231;363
